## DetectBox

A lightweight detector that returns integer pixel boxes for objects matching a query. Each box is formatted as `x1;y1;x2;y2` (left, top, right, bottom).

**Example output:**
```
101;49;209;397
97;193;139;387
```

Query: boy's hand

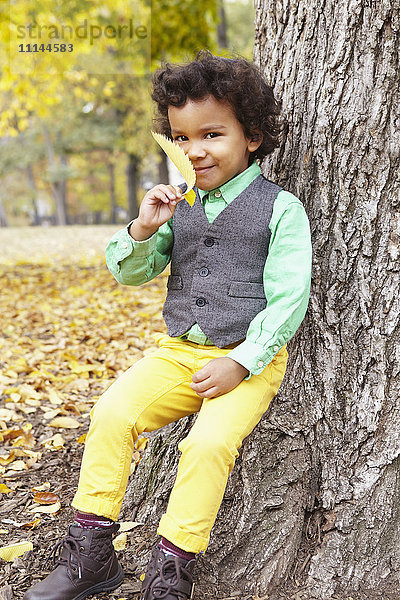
129;184;183;241
190;357;249;399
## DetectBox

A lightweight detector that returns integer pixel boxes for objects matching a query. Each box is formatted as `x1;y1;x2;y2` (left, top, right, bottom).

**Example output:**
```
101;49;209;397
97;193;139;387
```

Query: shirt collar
197;162;261;205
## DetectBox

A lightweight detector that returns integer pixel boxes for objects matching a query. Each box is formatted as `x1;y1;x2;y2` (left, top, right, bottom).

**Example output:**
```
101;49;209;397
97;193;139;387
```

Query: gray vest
163;174;282;348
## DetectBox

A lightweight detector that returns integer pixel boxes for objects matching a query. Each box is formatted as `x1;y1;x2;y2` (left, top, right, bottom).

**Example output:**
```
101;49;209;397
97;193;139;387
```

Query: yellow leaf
0;484;12;493
0;529;9;534
140;573;145;581
29;501;61;514
48;389;64;405
112;532;127;551
118;521;143;532
135;437;148;451
6;459;27;471
20;518;41;530
32;482;51;492
41;433;65;450
49;416;81;429
76;433;87;444
0;541;33;561
151;131;196;206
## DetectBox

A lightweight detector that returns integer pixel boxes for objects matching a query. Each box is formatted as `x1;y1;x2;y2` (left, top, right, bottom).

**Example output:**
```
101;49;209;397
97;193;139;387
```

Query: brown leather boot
23;523;124;600
140;545;195;600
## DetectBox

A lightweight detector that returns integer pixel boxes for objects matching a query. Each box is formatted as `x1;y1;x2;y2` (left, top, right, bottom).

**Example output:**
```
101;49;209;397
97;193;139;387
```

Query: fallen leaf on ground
29;500;61;514
113;532;127;551
0;484;13;494
33;491;60;505
135;437;148;451
118;521;143;532
0;541;33;561
5;459;27;471
49;416;81;429
41;433;65;450
19;518;41;530
32;482;51;492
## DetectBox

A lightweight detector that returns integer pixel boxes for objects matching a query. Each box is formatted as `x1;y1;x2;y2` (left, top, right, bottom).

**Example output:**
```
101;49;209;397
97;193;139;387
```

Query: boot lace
47;534;85;579
142;555;193;600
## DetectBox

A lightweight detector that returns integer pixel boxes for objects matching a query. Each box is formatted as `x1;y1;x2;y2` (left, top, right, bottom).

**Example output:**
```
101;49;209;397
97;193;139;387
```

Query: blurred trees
0;0;254;226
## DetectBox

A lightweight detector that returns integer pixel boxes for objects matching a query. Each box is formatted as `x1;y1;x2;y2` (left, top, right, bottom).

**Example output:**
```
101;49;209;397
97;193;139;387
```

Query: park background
0;1;399;600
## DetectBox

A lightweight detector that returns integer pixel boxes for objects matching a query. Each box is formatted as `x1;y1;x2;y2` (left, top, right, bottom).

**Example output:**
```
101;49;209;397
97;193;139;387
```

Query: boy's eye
174;135;187;142
205;132;219;139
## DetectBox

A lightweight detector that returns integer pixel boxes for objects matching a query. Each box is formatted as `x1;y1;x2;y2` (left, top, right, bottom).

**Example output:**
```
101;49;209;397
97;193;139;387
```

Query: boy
24;50;312;600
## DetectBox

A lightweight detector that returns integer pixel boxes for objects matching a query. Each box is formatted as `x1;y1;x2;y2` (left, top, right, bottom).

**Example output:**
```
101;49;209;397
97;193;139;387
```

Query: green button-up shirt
105;162;312;377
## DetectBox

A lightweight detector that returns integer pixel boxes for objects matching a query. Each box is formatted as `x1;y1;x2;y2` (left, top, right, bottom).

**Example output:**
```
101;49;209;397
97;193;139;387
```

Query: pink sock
159;537;196;561
74;511;115;529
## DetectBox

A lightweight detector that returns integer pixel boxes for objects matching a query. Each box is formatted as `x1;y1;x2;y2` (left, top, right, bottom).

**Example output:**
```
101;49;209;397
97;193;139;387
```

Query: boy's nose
187;141;207;160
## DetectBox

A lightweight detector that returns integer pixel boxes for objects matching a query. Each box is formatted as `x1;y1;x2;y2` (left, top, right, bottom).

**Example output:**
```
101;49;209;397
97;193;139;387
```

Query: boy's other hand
129;184;183;241
190;357;249;399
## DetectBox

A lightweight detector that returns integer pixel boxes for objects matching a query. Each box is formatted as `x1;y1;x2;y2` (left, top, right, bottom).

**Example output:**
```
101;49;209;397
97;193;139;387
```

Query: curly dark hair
151;50;284;163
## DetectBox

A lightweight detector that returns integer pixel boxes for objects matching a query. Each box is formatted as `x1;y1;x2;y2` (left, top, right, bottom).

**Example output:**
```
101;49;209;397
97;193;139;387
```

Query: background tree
123;1;400;599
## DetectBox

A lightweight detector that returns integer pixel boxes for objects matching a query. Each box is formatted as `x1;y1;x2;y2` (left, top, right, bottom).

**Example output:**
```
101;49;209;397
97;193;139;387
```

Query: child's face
168;95;262;191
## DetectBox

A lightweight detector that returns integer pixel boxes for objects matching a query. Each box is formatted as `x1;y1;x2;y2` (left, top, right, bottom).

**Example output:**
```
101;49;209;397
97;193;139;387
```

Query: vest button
214;190;222;198
204;237;214;247
199;267;209;277
196;297;206;307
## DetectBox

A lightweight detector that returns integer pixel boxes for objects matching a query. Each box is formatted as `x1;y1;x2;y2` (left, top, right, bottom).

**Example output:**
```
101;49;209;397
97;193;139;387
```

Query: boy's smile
168;95;262;191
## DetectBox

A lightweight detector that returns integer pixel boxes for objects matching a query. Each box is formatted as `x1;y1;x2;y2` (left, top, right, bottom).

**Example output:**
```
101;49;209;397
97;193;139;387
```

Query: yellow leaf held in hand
151;131;196;207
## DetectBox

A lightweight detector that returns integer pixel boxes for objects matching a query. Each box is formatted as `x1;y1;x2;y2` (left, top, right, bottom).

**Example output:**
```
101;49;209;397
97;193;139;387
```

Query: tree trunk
126;153;140;220
109;161;117;223
123;2;400;599
26;165;40;226
217;0;228;49
59;151;69;225
41;124;68;226
0;193;7;227
158;148;169;184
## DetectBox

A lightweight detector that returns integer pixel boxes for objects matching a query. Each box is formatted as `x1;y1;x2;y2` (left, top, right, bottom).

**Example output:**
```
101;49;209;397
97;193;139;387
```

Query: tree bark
123;2;400;599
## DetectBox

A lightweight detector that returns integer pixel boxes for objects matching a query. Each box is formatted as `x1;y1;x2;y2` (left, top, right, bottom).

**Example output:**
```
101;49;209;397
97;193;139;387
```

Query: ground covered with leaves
0;226;366;600
0;226;168;599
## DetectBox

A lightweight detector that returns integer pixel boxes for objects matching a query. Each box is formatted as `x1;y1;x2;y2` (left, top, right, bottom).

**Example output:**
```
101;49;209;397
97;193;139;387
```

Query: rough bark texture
124;2;400;599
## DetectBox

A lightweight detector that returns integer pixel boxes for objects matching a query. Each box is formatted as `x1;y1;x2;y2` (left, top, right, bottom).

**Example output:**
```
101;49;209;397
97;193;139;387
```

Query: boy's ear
248;132;263;152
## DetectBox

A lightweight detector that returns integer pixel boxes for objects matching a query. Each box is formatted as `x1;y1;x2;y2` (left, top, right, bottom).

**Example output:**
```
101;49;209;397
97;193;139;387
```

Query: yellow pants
72;333;288;554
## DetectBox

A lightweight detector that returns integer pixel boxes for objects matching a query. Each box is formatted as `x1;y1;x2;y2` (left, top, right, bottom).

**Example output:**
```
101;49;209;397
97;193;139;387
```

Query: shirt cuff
125;221;158;256
227;339;283;379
